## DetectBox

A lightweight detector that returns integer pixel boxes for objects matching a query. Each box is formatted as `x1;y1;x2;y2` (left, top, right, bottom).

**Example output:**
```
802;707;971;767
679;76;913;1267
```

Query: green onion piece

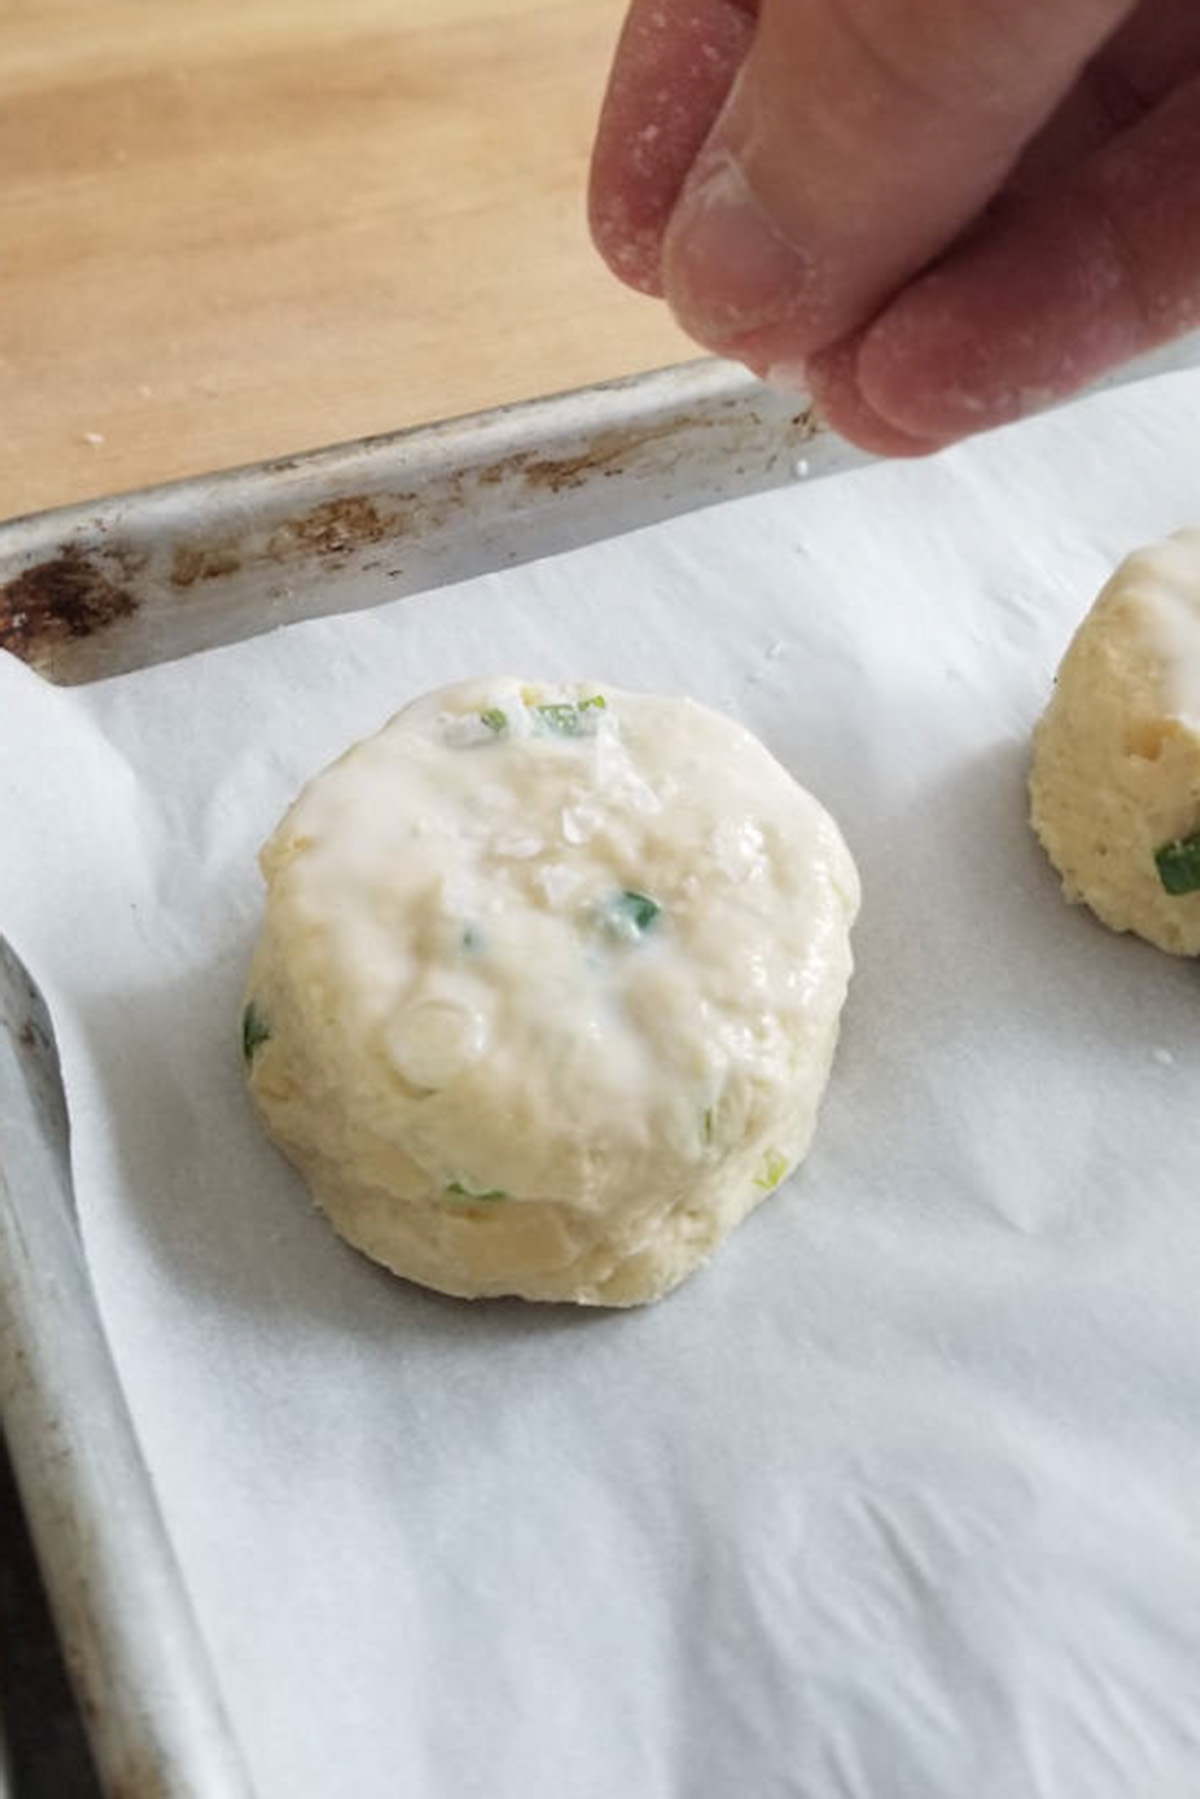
533;702;585;736
480;708;507;734
703;1108;715;1145
461;925;481;952
612;889;661;934
445;1181;508;1204
754;1150;789;1192
532;696;605;737
1154;829;1200;896
242;1001;270;1063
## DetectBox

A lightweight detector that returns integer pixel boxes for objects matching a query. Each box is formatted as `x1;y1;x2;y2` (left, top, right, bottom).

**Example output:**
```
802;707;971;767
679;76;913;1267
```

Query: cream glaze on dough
244;679;860;1305
1031;530;1200;956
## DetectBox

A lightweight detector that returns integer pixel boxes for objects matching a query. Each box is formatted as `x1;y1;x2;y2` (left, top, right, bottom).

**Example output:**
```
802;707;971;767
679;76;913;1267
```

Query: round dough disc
243;678;860;1305
1030;530;1200;956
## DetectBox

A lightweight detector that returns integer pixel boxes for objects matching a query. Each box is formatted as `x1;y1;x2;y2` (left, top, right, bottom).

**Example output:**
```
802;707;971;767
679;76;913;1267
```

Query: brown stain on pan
0;546;137;664
158;421;737;600
477;404;820;495
106;1770;172;1799
64;1640;171;1798
515;419;701;494
170;495;404;587
169;543;244;588
269;494;395;555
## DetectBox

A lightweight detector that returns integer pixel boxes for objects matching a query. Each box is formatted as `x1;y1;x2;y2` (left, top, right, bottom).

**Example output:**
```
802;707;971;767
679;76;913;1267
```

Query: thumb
660;0;1135;371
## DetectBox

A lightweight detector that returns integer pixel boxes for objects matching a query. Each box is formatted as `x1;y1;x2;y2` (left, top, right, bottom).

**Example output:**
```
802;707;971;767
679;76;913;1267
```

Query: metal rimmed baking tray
2;345;1198;1798
0;361;831;687
0;359;829;1798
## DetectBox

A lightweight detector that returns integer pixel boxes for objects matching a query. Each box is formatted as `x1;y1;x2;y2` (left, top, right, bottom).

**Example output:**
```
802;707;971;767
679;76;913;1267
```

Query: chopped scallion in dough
1155;829;1200;895
532;695;607;737
603;889;661;943
755;1150;789;1192
242;1001;271;1063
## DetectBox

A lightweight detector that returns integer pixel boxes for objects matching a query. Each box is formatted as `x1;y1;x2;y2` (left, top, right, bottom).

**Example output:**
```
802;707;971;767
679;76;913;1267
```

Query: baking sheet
0;360;831;687
3;372;1200;1798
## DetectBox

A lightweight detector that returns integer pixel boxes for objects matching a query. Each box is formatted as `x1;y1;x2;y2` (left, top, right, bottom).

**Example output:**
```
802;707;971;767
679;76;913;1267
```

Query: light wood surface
0;0;691;522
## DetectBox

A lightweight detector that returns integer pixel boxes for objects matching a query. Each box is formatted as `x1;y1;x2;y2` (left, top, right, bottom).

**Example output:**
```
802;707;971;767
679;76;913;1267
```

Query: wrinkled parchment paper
3;375;1200;1799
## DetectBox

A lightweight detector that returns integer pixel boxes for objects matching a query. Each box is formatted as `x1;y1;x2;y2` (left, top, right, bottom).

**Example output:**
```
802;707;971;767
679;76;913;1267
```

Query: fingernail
662;151;810;352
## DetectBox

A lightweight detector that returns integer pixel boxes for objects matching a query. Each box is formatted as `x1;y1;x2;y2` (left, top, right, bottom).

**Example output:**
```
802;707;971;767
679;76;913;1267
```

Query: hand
589;0;1200;454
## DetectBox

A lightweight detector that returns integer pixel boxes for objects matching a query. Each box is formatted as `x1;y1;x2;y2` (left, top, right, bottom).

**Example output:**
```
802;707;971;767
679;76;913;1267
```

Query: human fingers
834;69;1200;442
794;339;947;455
1003;0;1200;196
658;0;1136;371
589;0;757;296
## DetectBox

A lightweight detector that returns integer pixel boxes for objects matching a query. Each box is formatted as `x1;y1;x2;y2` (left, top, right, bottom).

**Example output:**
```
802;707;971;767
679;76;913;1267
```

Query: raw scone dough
1030;529;1200;955
243;678;860;1305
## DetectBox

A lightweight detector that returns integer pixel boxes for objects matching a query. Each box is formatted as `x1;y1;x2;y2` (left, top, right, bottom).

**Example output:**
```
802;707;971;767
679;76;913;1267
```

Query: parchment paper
3;373;1200;1799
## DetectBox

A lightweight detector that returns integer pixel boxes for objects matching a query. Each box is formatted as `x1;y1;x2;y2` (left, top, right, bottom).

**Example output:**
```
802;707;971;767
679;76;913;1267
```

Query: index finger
589;0;757;296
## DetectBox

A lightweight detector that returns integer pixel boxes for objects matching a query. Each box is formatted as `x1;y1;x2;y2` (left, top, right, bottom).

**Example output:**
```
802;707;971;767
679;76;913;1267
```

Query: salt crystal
493;834;541;860
537;864;580;909
711;819;766;881
562;802;601;845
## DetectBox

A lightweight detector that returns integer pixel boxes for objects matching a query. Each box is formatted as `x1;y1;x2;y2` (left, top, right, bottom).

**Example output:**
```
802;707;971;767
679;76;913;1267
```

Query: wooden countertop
0;0;691;523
